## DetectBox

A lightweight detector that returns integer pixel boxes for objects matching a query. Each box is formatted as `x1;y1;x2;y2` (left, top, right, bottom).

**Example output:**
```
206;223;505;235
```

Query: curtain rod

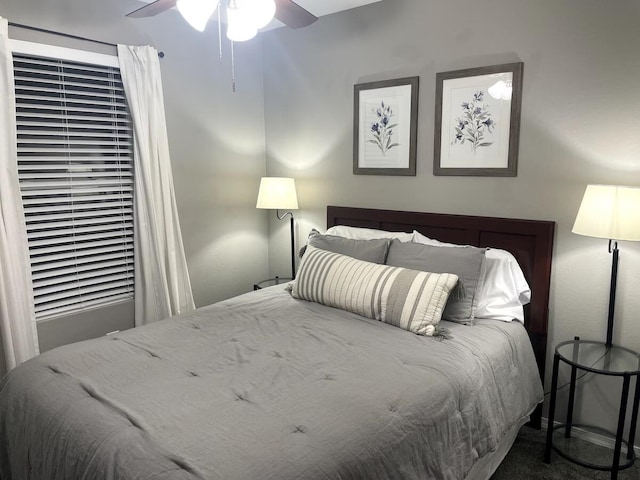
8;22;165;58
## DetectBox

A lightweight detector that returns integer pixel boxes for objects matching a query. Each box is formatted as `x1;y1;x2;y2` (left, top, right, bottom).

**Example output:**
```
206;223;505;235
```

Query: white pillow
412;231;530;322
325;225;414;242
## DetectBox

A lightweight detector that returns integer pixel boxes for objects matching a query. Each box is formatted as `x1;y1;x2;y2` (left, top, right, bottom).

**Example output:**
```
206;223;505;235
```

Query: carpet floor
492;426;640;479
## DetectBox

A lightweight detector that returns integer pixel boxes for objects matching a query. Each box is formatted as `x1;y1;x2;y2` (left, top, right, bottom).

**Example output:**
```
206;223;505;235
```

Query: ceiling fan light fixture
226;1;258;41
177;0;220;32
226;22;258;41
249;0;277;29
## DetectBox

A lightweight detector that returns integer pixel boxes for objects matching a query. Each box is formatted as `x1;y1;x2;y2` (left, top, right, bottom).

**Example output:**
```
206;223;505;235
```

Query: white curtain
0;17;39;370
117;45;195;326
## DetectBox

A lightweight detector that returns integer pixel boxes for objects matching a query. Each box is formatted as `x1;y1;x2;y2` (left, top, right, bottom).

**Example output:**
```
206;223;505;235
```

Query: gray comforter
0;286;543;480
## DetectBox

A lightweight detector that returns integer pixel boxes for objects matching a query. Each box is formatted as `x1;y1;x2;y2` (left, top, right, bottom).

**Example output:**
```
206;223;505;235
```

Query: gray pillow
385;239;487;323
305;230;391;264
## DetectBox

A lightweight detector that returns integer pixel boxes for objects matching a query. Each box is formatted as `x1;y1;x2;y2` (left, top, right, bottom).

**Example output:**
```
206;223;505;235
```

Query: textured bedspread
0;285;543;480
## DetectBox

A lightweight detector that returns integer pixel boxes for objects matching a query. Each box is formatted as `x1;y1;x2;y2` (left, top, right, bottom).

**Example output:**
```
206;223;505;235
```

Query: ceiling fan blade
126;0;177;18
274;0;318;29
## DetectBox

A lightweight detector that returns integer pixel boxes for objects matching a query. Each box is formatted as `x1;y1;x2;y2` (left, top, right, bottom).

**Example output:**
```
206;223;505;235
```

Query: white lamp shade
226;22;257;42
177;0;220;31
572;184;640;241
248;0;276;29
226;1;258;41
256;177;299;210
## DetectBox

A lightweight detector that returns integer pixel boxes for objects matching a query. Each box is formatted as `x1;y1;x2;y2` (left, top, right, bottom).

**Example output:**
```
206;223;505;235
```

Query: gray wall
262;0;640;441
1;0;269;373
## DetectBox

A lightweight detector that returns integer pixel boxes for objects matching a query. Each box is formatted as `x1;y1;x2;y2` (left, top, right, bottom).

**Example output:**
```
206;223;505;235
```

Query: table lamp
256;177;299;279
572;184;640;347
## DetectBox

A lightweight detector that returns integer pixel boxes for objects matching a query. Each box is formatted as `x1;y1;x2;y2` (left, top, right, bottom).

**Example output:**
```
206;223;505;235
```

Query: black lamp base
289;214;295;280
606;240;619;348
276;209;296;280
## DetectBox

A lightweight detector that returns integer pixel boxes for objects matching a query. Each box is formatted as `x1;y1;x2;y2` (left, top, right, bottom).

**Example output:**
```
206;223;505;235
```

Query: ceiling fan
126;0;318;31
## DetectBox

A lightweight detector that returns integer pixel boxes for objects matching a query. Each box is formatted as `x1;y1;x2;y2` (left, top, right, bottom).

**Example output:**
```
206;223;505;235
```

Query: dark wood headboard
327;206;555;424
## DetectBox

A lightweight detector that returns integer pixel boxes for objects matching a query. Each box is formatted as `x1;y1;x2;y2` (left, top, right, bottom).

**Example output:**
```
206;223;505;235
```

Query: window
12;42;134;320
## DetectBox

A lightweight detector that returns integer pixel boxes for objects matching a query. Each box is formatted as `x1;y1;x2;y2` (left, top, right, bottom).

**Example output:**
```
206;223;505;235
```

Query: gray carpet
492;426;640;479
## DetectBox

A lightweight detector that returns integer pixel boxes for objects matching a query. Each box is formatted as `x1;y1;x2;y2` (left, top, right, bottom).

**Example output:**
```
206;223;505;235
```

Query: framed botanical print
353;77;419;176
434;62;523;177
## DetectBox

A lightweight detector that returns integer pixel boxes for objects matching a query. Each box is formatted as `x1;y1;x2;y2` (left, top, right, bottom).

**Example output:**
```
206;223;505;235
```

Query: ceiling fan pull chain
231;39;236;93
217;6;223;61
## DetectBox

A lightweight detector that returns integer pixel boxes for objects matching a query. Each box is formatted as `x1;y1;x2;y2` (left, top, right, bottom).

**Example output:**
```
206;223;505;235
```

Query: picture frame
433;62;523;177
353;76;419;176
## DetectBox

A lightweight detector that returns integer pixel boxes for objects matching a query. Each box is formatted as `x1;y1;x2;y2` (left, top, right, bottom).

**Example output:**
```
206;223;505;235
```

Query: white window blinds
13;52;134;320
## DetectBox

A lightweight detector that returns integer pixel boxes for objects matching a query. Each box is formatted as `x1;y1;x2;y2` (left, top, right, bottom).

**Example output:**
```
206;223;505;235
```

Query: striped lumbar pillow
292;246;459;336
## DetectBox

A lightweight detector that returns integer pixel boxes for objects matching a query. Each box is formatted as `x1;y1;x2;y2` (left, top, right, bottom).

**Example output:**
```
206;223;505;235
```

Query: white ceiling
264;0;383;30
293;0;384;18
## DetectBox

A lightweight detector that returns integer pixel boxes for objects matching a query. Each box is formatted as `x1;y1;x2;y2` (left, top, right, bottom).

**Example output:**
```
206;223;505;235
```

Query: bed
0;206;555;480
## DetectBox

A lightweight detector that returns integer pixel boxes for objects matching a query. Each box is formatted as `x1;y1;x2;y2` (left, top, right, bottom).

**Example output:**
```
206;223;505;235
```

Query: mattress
0;285;543;480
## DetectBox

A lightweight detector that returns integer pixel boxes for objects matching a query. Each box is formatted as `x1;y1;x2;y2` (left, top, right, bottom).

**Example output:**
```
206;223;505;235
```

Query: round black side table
544;337;640;479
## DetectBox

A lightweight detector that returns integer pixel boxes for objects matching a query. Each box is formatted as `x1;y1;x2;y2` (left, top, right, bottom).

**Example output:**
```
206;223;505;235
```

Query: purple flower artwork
368;101;399;155
452;90;495;153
